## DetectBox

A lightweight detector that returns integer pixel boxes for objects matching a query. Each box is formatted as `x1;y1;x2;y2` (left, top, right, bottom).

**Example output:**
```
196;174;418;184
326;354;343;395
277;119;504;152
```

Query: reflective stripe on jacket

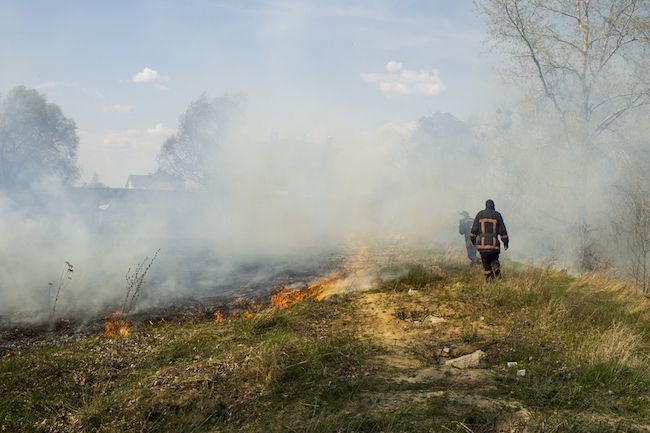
469;208;508;252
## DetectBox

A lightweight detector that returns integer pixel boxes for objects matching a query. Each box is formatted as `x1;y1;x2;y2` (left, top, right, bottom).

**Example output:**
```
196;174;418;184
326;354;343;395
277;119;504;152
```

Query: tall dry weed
572;323;645;376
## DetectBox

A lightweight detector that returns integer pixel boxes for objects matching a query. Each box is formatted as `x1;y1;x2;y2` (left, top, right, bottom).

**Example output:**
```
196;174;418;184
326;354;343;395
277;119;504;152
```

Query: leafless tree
619;180;650;293
477;0;650;269
478;0;649;135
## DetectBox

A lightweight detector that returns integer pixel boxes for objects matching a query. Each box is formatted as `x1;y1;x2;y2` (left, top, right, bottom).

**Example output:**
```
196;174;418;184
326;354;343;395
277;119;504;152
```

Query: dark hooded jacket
458;213;473;237
470;201;508;252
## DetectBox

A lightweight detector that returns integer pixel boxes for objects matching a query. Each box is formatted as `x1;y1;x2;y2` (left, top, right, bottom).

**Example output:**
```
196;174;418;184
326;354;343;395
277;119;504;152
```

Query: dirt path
354;292;424;369
353;290;535;432
355;290;496;385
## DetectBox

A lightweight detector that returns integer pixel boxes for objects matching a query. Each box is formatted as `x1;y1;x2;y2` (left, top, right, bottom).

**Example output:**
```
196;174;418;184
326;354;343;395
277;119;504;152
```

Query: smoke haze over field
1;1;649;322
0;96;489;322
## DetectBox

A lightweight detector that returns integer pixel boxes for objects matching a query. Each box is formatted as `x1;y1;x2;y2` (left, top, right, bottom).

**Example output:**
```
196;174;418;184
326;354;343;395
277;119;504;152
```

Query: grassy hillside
2;251;650;432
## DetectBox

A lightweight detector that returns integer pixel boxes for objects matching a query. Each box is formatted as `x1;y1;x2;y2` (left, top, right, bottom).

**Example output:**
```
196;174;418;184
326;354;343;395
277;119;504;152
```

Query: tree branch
592;90;650;138
505;0;565;115
534;0;579;22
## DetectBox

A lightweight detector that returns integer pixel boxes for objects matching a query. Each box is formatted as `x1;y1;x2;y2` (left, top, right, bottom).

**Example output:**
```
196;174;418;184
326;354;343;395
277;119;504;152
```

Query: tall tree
0;86;80;189
158;94;244;187
477;0;650;138
477;0;650;269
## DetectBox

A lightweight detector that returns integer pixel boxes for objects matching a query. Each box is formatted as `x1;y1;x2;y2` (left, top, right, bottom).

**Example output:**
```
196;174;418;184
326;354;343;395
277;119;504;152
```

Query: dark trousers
465;236;479;264
480;251;501;280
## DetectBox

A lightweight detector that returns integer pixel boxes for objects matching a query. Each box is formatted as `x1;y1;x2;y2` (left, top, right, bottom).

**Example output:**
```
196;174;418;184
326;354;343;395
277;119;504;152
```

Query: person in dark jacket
459;211;480;265
470;199;509;281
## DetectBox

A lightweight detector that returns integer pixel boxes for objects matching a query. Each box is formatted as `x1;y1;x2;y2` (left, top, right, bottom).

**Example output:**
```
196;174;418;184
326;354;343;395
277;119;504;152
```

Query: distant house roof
125;171;184;191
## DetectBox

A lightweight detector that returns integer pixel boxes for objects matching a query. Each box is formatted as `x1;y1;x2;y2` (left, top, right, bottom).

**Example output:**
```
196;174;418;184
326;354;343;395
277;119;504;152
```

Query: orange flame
104;310;130;337
310;272;346;300
270;287;311;310
270;272;344;310
213;310;224;323
104;319;130;337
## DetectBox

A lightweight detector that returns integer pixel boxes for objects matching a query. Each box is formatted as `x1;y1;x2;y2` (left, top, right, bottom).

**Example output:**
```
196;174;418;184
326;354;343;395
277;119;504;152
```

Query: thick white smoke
6;84;646;324
0;95;486;324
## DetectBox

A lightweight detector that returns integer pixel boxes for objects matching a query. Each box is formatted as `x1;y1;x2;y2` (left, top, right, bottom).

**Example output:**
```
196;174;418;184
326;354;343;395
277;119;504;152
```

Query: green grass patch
2;252;650;432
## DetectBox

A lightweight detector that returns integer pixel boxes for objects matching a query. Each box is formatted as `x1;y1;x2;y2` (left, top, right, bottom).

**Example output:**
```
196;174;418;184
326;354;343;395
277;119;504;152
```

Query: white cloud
361;61;445;96
130;67;168;88
147;123;174;136
385;60;403;73
131;67;159;83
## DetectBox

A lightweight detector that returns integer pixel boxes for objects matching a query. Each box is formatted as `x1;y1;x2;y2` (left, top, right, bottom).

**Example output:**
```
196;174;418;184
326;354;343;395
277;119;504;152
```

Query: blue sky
0;1;497;186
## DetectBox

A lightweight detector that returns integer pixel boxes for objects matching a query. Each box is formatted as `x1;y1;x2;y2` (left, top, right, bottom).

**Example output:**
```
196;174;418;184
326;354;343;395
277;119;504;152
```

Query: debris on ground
444;350;486;369
425;315;446;325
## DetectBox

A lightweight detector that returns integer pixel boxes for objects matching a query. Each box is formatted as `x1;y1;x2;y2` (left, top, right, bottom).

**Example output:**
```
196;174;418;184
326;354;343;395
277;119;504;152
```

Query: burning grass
0;290;377;433
104;317;131;338
270;272;343;309
2;249;650;432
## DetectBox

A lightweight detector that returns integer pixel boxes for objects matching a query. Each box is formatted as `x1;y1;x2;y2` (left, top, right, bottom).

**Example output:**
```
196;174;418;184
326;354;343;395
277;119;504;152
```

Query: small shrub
121;249;160;317
402;264;434;289
381;263;441;291
48;261;74;326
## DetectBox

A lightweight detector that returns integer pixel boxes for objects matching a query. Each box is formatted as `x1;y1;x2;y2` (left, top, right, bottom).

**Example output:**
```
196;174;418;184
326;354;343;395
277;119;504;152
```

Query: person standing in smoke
470;200;509;281
459;211;480;265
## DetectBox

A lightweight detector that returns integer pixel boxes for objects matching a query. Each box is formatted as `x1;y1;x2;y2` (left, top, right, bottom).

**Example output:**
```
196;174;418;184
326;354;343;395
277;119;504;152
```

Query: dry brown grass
574;322;645;370
3;250;650;432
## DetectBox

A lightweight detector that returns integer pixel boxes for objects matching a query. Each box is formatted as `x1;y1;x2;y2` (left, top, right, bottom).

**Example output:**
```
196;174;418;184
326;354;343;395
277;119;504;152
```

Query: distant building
125;171;184;191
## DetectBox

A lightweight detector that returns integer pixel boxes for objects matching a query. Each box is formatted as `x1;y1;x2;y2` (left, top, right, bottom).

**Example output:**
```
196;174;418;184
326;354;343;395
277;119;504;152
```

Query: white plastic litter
516;369;527;377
